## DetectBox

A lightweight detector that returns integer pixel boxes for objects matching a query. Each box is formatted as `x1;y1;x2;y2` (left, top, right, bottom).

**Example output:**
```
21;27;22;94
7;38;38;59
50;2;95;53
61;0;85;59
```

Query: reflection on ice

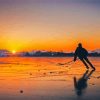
73;70;95;96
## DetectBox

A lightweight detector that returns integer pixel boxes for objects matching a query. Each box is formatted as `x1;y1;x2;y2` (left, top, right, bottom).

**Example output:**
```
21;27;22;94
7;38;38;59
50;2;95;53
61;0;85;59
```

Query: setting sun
12;50;16;54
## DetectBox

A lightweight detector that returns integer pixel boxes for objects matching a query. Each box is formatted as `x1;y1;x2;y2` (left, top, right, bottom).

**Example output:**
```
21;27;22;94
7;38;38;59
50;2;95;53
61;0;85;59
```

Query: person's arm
74;48;78;61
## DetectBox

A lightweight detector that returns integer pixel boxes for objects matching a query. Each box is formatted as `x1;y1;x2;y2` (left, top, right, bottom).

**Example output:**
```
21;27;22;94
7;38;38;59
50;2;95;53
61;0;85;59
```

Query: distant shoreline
0;56;100;58
0;50;100;57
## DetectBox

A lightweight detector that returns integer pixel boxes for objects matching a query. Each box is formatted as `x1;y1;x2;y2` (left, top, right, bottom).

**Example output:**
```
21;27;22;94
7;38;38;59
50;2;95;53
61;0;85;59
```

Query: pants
79;57;95;69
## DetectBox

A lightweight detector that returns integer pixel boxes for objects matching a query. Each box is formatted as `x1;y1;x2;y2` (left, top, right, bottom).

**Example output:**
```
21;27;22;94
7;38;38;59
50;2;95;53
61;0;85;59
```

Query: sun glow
12;50;16;54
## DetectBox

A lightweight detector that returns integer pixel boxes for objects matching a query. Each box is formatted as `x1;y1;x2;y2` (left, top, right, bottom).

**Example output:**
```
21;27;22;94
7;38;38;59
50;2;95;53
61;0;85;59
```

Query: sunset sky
0;0;100;52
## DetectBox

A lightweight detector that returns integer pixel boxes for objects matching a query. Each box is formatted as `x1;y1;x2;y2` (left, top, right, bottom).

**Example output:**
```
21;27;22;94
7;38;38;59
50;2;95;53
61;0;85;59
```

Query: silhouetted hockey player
74;43;95;70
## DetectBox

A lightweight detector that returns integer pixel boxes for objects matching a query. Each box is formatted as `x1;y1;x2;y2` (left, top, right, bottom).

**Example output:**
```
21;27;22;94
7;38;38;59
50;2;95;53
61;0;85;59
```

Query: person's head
78;43;82;48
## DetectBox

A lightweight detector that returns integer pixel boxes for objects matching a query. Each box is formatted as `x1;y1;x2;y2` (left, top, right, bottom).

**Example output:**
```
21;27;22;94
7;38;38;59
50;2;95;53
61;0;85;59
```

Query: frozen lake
0;57;99;100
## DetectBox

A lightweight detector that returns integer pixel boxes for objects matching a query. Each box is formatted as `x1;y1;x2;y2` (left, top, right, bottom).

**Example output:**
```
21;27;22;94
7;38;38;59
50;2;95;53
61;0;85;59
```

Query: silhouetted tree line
23;51;100;57
0;50;100;57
